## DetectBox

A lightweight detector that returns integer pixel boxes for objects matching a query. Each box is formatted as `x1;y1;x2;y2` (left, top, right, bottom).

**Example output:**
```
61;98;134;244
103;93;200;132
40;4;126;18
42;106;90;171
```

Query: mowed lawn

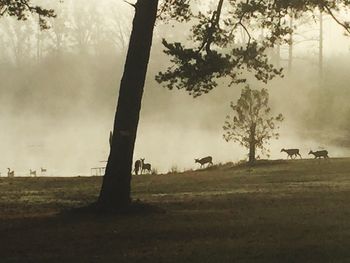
1;159;350;263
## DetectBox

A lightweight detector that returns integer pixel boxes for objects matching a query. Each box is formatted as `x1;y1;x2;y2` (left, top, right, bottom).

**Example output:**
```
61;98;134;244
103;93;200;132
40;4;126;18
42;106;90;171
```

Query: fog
0;0;349;176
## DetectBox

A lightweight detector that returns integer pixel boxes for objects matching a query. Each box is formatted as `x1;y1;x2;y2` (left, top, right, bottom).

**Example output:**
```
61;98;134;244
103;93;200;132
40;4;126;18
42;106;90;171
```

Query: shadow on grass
236;159;288;167
61;199;166;217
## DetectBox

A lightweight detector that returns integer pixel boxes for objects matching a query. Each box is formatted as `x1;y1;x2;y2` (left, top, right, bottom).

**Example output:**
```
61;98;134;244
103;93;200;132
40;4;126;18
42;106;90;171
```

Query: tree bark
97;0;159;210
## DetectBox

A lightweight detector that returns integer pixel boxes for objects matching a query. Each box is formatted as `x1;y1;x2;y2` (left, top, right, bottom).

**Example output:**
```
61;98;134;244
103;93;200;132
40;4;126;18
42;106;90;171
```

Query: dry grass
1;158;350;262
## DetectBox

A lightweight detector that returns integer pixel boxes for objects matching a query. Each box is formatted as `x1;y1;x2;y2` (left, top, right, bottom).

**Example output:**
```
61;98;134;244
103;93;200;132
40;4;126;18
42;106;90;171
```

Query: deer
30;169;37;177
140;158;152;174
195;156;213;168
281;148;302;159
133;160;141;175
309;150;329;159
7;168;14;178
41;167;47;173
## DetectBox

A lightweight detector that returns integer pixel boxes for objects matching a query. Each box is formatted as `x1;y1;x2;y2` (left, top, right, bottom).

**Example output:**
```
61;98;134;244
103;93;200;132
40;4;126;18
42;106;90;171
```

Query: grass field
1;158;350;262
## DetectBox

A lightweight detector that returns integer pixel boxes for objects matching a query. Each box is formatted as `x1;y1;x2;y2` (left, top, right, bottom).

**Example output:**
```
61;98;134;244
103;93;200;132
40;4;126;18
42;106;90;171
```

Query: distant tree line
0;0;130;67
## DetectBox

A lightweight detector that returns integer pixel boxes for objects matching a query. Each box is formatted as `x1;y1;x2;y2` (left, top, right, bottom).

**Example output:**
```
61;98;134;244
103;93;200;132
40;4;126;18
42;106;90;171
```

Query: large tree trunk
248;143;256;164
97;0;158;210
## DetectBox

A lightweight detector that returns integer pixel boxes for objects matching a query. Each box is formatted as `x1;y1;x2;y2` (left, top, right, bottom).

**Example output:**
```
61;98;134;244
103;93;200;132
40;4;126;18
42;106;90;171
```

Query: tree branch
198;0;225;53
324;4;350;34
123;0;136;9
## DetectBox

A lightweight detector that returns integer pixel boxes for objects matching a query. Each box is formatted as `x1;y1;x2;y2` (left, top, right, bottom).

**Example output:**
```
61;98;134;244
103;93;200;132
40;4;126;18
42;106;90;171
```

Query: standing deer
133;160;141;175
7;168;14;178
309;150;329;159
41;167;47;173
30;169;37;177
195;156;213;168
140;158;152;174
281;148;302;159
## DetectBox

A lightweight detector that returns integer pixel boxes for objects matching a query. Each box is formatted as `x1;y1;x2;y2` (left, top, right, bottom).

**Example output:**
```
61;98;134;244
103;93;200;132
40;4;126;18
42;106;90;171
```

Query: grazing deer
133;160;141;175
195;156;213;168
281;148;302;159
7;168;14;178
30;169;37;177
309;150;329;159
140;158;152;174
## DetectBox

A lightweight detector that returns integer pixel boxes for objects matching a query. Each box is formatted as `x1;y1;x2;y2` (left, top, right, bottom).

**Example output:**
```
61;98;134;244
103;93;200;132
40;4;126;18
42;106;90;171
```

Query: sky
0;0;349;176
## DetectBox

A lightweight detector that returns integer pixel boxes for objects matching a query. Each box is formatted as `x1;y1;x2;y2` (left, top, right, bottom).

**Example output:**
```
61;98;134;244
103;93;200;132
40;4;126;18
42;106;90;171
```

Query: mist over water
0;0;349;176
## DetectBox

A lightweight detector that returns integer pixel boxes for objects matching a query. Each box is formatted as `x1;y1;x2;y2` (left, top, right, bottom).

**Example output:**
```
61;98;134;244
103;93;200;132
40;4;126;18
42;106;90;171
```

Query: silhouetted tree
97;0;159;210
99;0;350;210
223;86;283;164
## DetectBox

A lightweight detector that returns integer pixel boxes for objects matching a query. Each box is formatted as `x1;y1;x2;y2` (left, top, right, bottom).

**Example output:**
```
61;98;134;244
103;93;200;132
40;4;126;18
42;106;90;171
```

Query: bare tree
46;4;71;56
1;18;34;66
319;10;324;79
